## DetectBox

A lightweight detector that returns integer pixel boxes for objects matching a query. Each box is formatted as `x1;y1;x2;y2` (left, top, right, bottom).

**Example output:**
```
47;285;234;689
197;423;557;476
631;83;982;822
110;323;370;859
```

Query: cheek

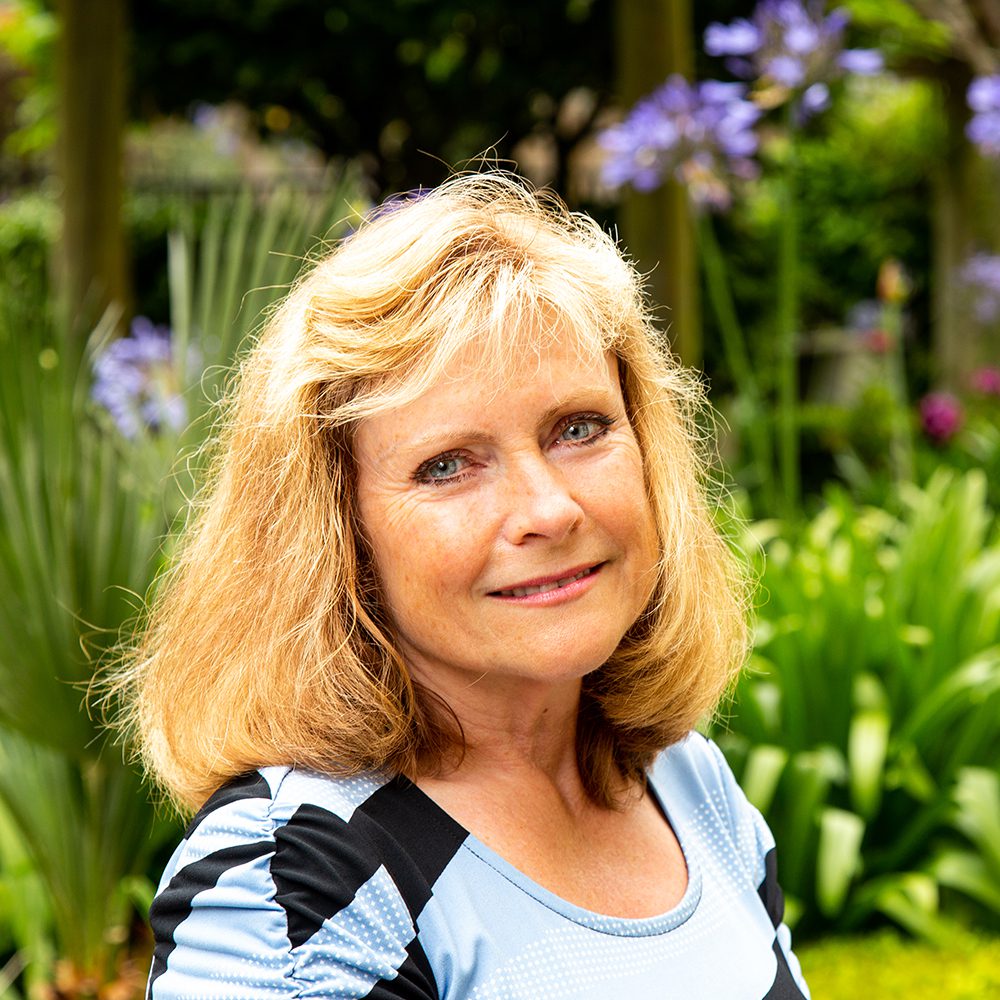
589;447;654;532
363;496;487;610
599;453;660;588
621;491;659;569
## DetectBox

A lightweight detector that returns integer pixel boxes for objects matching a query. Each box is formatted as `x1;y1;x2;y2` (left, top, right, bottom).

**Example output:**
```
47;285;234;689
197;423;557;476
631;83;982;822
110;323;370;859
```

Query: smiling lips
490;563;603;599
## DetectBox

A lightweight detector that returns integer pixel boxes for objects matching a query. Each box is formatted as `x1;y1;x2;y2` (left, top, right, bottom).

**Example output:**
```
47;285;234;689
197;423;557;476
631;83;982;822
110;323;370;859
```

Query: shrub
714;470;1000;936
0;173;365;995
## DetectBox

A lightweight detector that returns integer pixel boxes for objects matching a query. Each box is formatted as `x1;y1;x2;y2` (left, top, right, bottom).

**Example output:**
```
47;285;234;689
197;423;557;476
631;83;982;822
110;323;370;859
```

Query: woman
124;174;809;999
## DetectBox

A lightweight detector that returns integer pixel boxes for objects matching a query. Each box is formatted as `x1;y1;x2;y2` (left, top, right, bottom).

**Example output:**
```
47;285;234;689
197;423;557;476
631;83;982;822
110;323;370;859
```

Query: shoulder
649;732;776;867
156;766;388;912
149;767;464;999
651;736;809;997
648;729;740;799
185;764;388;835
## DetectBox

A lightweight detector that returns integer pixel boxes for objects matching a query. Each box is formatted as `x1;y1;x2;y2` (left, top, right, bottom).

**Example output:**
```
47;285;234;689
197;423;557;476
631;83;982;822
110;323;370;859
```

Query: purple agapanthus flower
705;1;883;117
966;75;1000;157
92;317;188;438
189;102;242;157
919;392;964;444
599;75;761;209
959;253;1000;324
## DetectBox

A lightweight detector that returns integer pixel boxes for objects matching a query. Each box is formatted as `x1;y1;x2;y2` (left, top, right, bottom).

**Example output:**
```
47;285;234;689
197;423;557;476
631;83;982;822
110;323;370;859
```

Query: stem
881;299;914;484
697;213;775;511
777;118;801;517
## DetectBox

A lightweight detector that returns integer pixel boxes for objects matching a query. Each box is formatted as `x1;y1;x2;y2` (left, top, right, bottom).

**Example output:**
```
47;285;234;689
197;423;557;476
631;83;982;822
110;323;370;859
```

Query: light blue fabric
147;734;810;999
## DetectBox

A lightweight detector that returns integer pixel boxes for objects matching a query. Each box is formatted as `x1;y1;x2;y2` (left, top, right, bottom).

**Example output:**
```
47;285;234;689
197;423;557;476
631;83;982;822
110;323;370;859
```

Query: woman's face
353;330;660;701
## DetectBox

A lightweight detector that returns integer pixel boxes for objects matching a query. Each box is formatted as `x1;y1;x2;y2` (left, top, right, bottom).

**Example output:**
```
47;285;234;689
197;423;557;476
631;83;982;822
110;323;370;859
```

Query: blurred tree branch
613;0;701;366
908;0;999;72
54;0;130;335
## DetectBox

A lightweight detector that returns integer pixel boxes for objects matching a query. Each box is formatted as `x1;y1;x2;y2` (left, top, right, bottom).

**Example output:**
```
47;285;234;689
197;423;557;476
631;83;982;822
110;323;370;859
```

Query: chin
519;643;621;684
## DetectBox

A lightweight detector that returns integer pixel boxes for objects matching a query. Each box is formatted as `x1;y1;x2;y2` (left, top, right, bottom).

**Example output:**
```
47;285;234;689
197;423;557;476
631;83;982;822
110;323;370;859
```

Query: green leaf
951;767;1000;876
848;707;890;819
816;807;865;917
930;849;1000;915
884;745;937;802
864;873;952;944
119;874;157;920
780;747;845;895
741;744;788;814
898;649;1000;748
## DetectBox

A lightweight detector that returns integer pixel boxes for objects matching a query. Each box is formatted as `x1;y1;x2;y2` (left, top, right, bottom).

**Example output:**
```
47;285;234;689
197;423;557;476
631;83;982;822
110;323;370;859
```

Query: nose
500;453;585;545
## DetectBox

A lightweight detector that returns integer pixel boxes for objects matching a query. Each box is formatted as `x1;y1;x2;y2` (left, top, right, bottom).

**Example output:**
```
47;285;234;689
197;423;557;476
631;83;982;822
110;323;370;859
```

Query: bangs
326;249;625;427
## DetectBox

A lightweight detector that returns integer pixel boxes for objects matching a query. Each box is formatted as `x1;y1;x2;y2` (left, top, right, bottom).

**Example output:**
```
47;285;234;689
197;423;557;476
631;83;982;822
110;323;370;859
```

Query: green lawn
797;928;1000;999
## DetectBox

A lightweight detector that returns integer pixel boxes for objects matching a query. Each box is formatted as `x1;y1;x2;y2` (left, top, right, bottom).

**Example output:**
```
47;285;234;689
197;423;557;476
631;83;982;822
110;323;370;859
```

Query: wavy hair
113;173;749;811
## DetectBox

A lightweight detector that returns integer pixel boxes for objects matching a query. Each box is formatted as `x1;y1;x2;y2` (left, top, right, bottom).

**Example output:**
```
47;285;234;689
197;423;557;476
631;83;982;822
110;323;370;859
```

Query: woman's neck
415;671;591;805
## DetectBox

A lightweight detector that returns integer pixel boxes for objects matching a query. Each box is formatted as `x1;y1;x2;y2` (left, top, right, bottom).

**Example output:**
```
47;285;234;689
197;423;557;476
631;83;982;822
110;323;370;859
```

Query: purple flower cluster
705;1;883;117
190;101;242;156
966;75;1000;157
92;317;188;439
959;253;1000;324
919;392;963;444
599;76;761;209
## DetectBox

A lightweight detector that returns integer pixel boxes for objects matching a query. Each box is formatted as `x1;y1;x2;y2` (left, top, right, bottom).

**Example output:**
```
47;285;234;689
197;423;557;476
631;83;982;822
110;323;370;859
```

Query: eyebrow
370;385;620;465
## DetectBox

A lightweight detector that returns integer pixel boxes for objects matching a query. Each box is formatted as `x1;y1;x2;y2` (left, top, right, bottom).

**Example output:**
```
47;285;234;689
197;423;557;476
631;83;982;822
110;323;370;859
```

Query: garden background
1;0;999;997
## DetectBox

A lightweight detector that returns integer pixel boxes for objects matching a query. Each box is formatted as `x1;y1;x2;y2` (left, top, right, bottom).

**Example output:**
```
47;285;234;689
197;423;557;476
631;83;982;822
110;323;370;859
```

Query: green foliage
0;0;58;161
714;470;1000;936
0;170;364;992
0;259;173;989
797;926;1000;999
914;396;1000;511
128;0;611;193
793;76;941;327
841;0;953;65
0;801;51;999
716;74;939;365
0;190;57;298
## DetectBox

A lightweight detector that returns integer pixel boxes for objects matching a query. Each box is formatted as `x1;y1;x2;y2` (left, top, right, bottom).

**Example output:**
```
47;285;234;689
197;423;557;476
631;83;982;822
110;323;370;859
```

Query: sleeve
145;780;439;1000
702;738;811;1000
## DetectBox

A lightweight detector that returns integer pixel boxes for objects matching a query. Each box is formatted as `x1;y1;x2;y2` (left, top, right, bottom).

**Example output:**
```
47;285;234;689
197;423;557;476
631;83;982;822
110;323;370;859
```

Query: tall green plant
0;170;364;996
714;471;1000;937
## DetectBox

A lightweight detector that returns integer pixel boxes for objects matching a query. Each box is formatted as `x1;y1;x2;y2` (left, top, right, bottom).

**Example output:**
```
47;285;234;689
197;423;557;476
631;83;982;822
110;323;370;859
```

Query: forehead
352;331;621;461
439;324;617;396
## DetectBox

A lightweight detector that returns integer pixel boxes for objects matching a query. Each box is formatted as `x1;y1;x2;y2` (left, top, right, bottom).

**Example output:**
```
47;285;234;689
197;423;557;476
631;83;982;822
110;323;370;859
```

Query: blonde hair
114;173;749;811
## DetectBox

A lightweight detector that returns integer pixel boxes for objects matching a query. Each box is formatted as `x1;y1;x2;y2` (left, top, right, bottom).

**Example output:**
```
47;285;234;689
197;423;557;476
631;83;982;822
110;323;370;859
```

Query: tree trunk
54;0;129;335
613;0;701;367
932;68;1000;387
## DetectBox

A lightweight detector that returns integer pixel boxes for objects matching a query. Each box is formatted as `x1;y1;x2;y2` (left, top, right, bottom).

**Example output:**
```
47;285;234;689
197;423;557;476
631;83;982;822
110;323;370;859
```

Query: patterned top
146;733;810;999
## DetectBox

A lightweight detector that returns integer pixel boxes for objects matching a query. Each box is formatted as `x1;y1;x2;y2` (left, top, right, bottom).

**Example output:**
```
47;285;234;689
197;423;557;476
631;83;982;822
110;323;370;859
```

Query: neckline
406;767;703;938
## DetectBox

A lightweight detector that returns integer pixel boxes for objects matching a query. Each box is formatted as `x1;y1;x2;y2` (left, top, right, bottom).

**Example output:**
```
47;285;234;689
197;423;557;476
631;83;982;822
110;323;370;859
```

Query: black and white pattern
146;735;810;999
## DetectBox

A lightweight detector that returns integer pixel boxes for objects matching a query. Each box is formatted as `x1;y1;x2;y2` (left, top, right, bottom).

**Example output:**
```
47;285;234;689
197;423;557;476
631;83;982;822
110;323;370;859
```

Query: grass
796;927;1000;999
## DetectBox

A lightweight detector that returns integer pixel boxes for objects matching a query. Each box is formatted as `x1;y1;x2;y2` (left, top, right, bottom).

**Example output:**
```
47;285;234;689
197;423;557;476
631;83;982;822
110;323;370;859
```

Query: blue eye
427;457;461;478
413;452;469;484
558;415;613;444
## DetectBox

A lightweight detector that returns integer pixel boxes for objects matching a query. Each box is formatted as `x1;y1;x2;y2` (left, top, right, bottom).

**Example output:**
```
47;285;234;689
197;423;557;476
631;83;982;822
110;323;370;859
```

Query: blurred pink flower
969;366;1000;396
861;328;892;354
919;392;964;444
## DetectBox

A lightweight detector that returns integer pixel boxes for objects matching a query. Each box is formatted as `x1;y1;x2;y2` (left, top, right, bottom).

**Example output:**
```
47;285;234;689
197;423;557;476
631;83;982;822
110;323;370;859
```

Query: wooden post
932;70;1000;387
613;0;701;366
54;0;129;335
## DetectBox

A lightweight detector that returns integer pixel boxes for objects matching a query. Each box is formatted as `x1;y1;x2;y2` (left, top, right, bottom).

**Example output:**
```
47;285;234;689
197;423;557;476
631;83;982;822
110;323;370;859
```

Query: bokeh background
1;1;999;997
